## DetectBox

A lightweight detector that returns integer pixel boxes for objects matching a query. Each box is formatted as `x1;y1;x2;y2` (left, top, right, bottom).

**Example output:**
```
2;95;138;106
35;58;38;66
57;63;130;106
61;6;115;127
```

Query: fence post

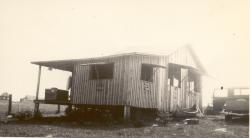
8;94;12;115
56;104;60;114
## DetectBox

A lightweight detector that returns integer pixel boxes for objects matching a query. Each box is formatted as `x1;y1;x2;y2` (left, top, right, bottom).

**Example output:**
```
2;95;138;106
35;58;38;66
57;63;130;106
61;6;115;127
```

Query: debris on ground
154;117;165;126
175;104;204;118
7;115;13;119
213;128;235;135
152;123;159;127
153;111;172;126
184;118;199;125
45;134;53;137
214;128;227;133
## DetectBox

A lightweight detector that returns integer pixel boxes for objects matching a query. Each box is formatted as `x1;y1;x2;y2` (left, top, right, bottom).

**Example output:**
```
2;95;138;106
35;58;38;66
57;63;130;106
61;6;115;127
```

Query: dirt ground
0;115;248;138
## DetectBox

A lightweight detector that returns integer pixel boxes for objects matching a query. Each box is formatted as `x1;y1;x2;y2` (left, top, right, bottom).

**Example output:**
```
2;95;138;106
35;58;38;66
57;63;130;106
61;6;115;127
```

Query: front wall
168;48;203;111
71;57;126;105
71;54;169;109
169;72;201;112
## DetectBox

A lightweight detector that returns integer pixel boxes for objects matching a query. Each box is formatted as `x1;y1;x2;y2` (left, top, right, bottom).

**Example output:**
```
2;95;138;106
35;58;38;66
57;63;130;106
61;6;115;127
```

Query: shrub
15;111;33;121
33;111;43;119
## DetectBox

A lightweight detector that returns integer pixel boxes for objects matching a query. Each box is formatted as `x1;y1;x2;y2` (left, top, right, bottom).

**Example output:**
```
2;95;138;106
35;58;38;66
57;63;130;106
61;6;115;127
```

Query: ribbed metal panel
169;47;198;69
72;56;126;105
124;55;168;109
71;54;169;109
70;52;201;111
168;48;203;111
168;68;201;112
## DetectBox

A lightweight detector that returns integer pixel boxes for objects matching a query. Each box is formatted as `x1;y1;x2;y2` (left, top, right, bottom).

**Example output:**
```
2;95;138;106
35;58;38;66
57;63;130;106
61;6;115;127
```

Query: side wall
125;55;169;110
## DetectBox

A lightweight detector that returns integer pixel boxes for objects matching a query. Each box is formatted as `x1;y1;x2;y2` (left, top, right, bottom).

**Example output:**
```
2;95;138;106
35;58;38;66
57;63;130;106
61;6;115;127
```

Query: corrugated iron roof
31;52;168;71
31;46;207;74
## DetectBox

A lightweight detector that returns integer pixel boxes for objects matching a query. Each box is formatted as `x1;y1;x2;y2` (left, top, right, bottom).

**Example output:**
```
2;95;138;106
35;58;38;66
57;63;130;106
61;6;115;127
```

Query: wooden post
34;65;42;115
199;76;202;111
18;104;20;112
8;94;12;115
68;105;72;113
123;105;131;120
56;105;60;114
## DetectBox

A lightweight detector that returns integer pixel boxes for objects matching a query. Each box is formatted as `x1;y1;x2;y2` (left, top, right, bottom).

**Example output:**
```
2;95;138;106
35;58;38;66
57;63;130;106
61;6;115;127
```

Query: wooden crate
45;88;68;102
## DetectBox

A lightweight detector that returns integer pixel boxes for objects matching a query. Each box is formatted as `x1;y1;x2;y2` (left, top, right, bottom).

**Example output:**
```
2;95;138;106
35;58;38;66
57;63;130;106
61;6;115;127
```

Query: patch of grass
0;101;67;118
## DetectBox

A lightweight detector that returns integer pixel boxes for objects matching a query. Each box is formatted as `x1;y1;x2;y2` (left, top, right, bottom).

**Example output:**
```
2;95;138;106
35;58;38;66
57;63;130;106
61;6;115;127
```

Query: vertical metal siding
126;55;168;109
168;68;201;112
168;48;203;111
71;54;169;109
72;56;126;105
169;47;198;69
70;52;200;112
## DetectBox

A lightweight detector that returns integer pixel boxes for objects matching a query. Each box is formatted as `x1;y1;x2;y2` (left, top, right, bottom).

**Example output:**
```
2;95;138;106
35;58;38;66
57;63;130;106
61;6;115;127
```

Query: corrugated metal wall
168;48;203;111
169;81;201;111
124;55;168;109
70;51;201;112
71;54;169;110
72;56;126;105
169;47;198;69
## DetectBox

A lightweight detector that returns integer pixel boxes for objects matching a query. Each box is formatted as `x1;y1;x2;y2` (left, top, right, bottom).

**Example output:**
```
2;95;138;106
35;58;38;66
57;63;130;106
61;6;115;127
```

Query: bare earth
0;115;248;138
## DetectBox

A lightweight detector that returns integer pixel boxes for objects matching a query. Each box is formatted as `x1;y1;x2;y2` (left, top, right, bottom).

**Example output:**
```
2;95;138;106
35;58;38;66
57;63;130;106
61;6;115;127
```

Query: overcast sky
0;0;249;105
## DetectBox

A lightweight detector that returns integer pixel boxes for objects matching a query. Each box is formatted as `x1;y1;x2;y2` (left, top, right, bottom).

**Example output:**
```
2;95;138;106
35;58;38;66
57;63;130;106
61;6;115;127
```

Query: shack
31;46;206;119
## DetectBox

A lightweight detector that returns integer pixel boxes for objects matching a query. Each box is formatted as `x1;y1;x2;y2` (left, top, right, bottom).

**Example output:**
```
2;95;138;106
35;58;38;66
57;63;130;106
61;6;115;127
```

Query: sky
0;0;249;105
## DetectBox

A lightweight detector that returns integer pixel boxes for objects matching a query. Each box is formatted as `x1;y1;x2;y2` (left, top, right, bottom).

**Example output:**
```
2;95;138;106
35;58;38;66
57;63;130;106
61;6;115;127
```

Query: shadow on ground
211;115;249;126
6;116;144;130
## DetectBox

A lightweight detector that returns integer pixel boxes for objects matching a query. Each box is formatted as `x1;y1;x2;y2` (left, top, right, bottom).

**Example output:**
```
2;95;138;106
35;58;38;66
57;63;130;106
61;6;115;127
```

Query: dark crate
45;88;68;102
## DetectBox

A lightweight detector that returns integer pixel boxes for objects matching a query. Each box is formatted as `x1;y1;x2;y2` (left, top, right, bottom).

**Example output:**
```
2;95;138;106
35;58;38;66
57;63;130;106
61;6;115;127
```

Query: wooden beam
34;100;71;105
34;65;42;115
